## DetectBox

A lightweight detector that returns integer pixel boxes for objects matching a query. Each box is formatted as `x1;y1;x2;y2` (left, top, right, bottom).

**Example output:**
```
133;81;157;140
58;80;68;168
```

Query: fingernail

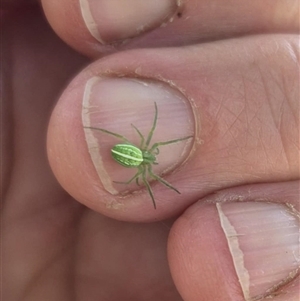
79;0;181;44
217;202;300;301
82;77;194;195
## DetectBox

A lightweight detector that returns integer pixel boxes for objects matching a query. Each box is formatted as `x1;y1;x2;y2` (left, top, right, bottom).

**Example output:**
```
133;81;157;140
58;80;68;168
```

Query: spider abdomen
111;144;143;168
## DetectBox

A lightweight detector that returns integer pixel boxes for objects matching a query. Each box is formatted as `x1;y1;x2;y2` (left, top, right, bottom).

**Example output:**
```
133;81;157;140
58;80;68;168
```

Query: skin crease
2;2;299;301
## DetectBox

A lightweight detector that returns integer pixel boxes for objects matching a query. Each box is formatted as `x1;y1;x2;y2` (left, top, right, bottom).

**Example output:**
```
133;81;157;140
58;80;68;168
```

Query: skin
2;1;299;301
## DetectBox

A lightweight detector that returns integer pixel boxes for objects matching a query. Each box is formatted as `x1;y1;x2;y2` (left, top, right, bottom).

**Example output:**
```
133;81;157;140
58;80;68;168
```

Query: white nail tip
82;77;118;194
217;203;251;299
217;202;300;301
79;0;105;43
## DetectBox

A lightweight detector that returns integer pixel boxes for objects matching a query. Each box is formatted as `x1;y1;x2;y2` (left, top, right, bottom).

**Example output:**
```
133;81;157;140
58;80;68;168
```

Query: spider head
142;151;156;165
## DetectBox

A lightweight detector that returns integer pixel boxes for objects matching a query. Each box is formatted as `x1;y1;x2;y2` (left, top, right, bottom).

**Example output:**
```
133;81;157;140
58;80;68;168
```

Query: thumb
168;181;300;301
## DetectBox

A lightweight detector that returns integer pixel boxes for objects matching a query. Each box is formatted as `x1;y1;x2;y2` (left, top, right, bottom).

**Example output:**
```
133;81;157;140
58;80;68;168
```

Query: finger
168;181;300;301
41;0;299;57
47;34;299;222
3;7;88;211
2;9;88;299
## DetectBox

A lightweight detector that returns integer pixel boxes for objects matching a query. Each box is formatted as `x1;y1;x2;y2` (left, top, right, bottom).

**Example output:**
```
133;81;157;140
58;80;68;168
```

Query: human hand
3;1;299;300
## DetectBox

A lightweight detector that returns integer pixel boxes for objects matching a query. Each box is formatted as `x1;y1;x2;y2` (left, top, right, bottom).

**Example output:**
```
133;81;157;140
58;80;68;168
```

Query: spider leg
142;167;156;209
148;165;180;194
145;102;158;149
131;124;145;149
153;148;159;155
83;127;131;143
113;167;143;185
149;135;193;153
136;176;140;186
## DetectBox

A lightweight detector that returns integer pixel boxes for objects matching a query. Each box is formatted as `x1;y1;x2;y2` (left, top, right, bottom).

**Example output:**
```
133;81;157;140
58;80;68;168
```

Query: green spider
85;102;193;209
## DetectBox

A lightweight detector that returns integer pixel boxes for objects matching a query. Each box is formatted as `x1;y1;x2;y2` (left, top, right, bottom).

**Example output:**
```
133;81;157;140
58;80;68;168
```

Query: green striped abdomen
111;144;143;167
